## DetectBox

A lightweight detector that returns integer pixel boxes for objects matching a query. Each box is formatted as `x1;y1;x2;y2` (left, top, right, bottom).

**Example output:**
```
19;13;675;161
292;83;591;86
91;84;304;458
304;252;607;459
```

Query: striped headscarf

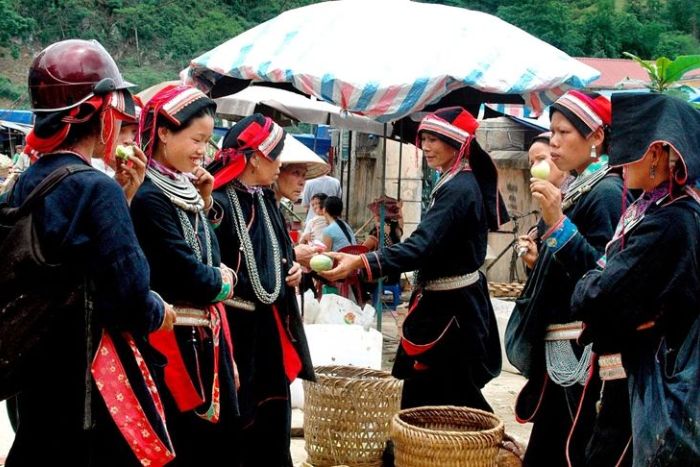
550;90;611;138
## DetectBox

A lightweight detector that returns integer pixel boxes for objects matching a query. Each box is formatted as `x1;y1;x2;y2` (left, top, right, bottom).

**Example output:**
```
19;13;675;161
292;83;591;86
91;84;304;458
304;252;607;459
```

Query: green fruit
530;160;550;180
115;145;134;161
310;254;333;272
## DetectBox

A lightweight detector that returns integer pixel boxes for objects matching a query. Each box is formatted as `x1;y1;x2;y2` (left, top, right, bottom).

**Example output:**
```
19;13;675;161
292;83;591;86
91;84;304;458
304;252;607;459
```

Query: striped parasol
184;0;599;124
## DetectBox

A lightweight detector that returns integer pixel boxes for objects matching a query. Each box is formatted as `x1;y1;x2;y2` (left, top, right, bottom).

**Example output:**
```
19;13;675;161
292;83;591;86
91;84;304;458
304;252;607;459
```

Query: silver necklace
147;166;204;213
147;167;212;266
226;184;282;304
177;209;213;267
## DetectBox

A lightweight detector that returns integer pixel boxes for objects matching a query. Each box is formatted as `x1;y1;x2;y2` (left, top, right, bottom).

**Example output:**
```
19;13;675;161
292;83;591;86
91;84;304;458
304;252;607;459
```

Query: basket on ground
303;365;403;467
391;405;505;467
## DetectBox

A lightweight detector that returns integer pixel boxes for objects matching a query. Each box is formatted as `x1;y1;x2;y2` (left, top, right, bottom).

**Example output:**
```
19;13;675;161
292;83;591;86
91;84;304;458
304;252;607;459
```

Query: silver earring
590;145;597;159
650;164;656;180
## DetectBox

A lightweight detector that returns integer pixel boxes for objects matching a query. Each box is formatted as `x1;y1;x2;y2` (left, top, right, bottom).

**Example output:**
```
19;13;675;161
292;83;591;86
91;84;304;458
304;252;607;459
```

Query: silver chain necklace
226;184;282;304
147;167;212;266
177;209;213;267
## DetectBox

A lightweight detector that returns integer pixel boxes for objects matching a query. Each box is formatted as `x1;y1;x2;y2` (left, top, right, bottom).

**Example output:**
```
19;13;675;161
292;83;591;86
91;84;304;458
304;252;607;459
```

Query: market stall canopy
184;0;599;126
214;85;389;134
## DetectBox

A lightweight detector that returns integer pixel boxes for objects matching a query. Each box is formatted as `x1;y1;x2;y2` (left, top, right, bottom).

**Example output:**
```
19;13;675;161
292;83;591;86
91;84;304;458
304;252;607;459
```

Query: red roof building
577;57;700;90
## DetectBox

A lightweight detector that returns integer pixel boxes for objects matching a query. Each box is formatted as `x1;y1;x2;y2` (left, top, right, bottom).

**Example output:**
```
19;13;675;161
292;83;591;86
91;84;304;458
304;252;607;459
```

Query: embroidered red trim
92;331;175;466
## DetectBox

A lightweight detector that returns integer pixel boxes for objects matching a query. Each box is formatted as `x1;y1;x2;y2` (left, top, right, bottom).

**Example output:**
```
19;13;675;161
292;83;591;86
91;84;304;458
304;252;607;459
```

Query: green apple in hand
115;145;135;161
310;254;333;272
530;160;550;180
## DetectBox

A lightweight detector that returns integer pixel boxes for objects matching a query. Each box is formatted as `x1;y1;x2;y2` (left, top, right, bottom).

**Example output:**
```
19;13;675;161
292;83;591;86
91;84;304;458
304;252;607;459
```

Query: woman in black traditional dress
207;114;314;467
572;93;700;466
5;39;175;467
322;106;508;411
130;84;239;466
505;90;632;466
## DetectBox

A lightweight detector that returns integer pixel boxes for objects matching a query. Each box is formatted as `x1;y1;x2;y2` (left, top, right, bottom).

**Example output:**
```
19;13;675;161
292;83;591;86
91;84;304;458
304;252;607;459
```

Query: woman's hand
192;166;215;209
115;145;147;204
158;300;177;332
286;261;303;288
516;235;538;269
530;178;563;227
294;244;316;268
318;252;365;282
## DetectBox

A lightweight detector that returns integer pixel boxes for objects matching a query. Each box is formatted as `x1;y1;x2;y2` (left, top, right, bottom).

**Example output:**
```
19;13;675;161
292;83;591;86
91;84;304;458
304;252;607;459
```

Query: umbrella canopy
214;85;389;134
184;0;599;124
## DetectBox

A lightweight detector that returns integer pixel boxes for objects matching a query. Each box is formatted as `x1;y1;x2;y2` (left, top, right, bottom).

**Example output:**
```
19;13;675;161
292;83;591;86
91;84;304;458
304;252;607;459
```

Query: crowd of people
1;37;699;467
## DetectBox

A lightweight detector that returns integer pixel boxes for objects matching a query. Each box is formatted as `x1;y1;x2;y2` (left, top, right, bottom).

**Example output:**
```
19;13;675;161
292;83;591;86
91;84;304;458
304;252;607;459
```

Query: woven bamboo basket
488;282;525;298
303;365;403;467
391;406;505;467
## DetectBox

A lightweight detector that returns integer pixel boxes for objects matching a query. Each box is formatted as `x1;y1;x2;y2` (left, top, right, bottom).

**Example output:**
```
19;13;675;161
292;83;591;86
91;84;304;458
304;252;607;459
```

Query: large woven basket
391;406;505;467
488;282;525;298
303;365;403;467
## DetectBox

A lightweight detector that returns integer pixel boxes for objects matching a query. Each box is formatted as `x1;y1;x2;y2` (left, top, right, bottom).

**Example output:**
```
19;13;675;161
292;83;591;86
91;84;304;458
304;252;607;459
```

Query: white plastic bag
316;293;361;325
299;290;321;325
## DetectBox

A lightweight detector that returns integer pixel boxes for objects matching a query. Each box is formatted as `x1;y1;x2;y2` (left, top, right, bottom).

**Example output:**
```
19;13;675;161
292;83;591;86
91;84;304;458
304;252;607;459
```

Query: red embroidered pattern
92;331;175;466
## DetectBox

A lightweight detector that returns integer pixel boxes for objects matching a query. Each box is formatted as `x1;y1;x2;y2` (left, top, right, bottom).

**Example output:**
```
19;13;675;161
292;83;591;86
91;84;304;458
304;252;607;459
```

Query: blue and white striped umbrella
185;0;599;123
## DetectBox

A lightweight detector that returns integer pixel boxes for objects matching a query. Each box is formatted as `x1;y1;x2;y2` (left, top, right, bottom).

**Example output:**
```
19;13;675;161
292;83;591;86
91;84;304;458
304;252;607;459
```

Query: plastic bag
316;294;360;325
299;290;321;325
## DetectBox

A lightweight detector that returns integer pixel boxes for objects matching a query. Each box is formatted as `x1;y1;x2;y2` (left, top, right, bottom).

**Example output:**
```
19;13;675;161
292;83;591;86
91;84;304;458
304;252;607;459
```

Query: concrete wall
340;134;423;241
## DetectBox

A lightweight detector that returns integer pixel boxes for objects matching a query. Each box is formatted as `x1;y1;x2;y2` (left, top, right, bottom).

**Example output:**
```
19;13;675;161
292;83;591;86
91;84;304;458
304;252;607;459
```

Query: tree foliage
0;0;699;102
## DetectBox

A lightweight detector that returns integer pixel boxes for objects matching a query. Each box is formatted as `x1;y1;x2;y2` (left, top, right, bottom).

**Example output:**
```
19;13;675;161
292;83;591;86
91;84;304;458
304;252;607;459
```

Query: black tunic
507;174;632;467
572;193;700;466
365;170;501;410
6;154;165;467
213;184;313;467
131;178;238;467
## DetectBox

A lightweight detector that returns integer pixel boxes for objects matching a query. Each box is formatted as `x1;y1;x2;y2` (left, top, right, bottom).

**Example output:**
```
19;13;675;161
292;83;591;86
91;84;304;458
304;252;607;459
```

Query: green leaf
664;55;700;84
655;56;672;87
623;51;658;78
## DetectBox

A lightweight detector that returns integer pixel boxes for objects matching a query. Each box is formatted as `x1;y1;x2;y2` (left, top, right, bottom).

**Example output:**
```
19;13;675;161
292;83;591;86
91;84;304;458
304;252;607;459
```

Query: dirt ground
291;304;532;466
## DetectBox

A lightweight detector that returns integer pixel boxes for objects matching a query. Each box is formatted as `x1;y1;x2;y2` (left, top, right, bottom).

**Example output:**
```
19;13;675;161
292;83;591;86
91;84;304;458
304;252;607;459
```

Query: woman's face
420;133;457;172
277;163;307;202
157;115;214;173
624;144;667;191
550;111;595;174
528;141;568;187
250;152;282;186
117;123;138;147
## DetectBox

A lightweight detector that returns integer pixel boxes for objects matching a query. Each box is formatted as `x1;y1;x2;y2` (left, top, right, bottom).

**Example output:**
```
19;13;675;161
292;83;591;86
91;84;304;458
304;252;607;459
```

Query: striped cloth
184;0;599;122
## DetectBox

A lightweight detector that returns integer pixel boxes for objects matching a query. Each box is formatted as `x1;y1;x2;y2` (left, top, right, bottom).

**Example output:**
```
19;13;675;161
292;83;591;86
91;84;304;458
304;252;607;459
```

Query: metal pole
338;129;344;188
346;130;352;222
375;123;389;332
397;120;403;200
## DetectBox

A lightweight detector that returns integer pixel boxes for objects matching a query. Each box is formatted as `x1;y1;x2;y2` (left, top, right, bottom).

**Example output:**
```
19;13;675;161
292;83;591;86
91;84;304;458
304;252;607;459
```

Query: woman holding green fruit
505;90;633;466
90;98;147;204
517;132;572;269
322;107;508;412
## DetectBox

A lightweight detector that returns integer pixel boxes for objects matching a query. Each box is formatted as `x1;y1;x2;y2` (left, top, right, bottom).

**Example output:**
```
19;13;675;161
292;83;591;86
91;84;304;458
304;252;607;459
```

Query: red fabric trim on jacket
272;305;302;383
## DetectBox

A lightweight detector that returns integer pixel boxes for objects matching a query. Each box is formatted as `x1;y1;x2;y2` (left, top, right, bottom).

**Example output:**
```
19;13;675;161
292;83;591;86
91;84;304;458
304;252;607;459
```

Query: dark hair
528;133;551;150
62;110;102;148
156;105;215;135
312;193;328;203
323;196;343;218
